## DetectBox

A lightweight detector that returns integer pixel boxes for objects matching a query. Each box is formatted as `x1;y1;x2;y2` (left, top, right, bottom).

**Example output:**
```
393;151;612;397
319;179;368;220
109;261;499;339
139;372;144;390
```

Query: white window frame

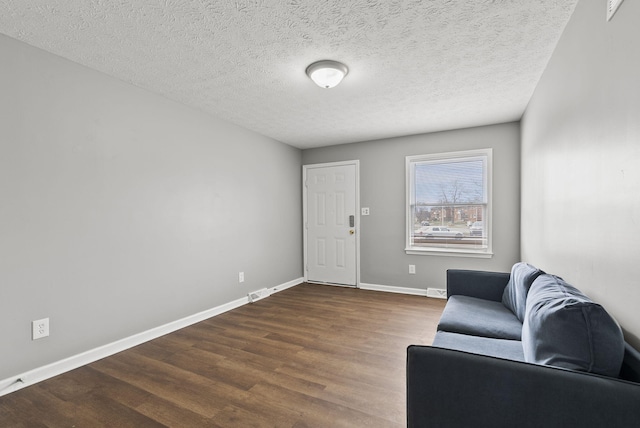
405;148;493;258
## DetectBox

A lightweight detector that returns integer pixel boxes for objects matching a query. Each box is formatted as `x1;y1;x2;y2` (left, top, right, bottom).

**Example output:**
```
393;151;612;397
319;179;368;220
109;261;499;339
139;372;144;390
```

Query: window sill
405;247;494;258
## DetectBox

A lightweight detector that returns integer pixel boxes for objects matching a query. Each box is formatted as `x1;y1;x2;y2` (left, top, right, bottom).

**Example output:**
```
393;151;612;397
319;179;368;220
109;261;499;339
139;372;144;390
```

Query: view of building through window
406;149;491;255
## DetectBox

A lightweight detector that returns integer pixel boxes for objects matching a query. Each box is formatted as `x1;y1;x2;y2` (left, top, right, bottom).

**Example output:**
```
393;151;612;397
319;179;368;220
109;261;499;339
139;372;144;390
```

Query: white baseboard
0;277;304;397
359;282;429;296
271;277;303;293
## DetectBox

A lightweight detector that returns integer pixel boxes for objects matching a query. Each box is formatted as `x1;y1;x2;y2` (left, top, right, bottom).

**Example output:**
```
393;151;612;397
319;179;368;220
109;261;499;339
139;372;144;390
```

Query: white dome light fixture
306;60;349;89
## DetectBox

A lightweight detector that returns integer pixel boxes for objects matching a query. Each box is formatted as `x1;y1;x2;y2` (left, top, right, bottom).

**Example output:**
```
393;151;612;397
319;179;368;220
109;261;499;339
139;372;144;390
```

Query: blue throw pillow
522;274;625;377
501;262;544;322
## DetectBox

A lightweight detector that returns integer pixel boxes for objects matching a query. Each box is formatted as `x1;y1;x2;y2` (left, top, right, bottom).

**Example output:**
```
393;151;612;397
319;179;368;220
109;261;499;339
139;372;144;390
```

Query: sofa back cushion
501;262;544;321
522;274;625;377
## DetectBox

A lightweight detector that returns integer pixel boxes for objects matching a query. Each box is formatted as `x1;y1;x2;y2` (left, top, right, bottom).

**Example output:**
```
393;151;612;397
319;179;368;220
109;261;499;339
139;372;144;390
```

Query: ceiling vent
607;0;624;21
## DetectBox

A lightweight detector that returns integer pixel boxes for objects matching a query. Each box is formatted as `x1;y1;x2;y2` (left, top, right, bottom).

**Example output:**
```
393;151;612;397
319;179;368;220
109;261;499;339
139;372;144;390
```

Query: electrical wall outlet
409;264;416;274
361;207;370;216
32;318;49;340
239;272;245;283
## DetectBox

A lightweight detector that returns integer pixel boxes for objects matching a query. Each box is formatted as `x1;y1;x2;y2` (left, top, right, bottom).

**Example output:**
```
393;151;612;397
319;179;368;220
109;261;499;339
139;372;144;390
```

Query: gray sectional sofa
407;263;640;427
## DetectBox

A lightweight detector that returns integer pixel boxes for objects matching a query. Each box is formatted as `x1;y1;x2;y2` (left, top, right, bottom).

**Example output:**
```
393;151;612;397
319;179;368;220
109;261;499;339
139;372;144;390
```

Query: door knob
349;230;355;235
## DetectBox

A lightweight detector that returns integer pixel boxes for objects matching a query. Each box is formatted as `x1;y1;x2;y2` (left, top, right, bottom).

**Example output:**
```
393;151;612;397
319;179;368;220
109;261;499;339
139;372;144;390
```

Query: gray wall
521;0;640;347
302;122;521;291
0;35;302;379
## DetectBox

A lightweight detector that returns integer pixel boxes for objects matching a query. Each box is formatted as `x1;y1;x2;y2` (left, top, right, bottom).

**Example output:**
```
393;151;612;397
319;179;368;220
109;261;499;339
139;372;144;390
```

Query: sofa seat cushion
523;274;625;377
438;295;523;340
501;262;544;322
432;331;525;362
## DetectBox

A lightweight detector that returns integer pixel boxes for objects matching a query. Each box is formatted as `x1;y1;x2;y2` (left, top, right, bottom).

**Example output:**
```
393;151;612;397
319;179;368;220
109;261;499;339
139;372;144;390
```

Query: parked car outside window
415;226;463;240
470;221;483;236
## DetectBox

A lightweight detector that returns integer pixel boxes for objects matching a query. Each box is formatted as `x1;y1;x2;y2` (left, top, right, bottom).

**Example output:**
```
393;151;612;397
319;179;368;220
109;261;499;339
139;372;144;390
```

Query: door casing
303;160;360;287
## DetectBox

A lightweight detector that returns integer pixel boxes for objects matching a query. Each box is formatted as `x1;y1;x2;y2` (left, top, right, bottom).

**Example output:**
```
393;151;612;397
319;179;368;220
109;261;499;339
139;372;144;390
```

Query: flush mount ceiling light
306;60;349;89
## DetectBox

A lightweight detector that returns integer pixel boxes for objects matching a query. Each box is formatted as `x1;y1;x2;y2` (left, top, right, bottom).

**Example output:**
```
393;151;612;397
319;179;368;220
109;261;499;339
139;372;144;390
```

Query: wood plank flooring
0;283;445;427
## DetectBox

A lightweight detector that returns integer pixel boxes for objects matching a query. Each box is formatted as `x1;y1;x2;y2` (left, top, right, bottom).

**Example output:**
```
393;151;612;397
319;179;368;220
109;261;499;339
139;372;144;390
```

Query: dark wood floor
0;283;445;427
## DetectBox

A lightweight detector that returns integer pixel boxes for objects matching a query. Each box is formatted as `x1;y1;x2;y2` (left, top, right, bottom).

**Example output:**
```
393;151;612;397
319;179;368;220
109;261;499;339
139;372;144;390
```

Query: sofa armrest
407;345;640;428
446;269;510;301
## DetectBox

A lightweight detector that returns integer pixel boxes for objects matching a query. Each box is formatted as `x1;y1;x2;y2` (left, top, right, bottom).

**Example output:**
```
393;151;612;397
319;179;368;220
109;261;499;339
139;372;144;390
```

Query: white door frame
303;160;360;287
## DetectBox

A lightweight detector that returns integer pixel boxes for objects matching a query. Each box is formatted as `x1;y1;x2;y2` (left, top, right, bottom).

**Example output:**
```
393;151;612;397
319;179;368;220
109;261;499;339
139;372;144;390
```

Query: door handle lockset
349;230;355;235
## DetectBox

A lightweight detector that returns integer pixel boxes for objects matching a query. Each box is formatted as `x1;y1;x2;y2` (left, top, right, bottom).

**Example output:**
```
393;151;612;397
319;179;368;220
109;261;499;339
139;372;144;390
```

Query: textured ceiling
0;0;578;149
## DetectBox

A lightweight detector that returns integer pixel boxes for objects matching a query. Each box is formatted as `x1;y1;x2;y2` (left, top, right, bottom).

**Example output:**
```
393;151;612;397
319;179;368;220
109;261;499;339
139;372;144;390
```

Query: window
406;149;492;257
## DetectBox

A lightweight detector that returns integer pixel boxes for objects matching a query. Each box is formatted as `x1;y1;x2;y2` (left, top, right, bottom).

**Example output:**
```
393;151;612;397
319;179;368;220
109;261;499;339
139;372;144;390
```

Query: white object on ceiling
306;60;349;89
607;0;625;21
0;1;578;149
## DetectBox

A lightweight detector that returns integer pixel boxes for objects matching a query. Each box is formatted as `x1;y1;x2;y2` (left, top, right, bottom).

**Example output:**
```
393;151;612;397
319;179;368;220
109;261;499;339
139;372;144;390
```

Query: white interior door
304;162;358;286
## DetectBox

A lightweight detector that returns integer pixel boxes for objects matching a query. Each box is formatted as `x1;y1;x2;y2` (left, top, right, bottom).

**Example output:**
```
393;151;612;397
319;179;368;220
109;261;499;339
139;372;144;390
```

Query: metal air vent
607;0;625;21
